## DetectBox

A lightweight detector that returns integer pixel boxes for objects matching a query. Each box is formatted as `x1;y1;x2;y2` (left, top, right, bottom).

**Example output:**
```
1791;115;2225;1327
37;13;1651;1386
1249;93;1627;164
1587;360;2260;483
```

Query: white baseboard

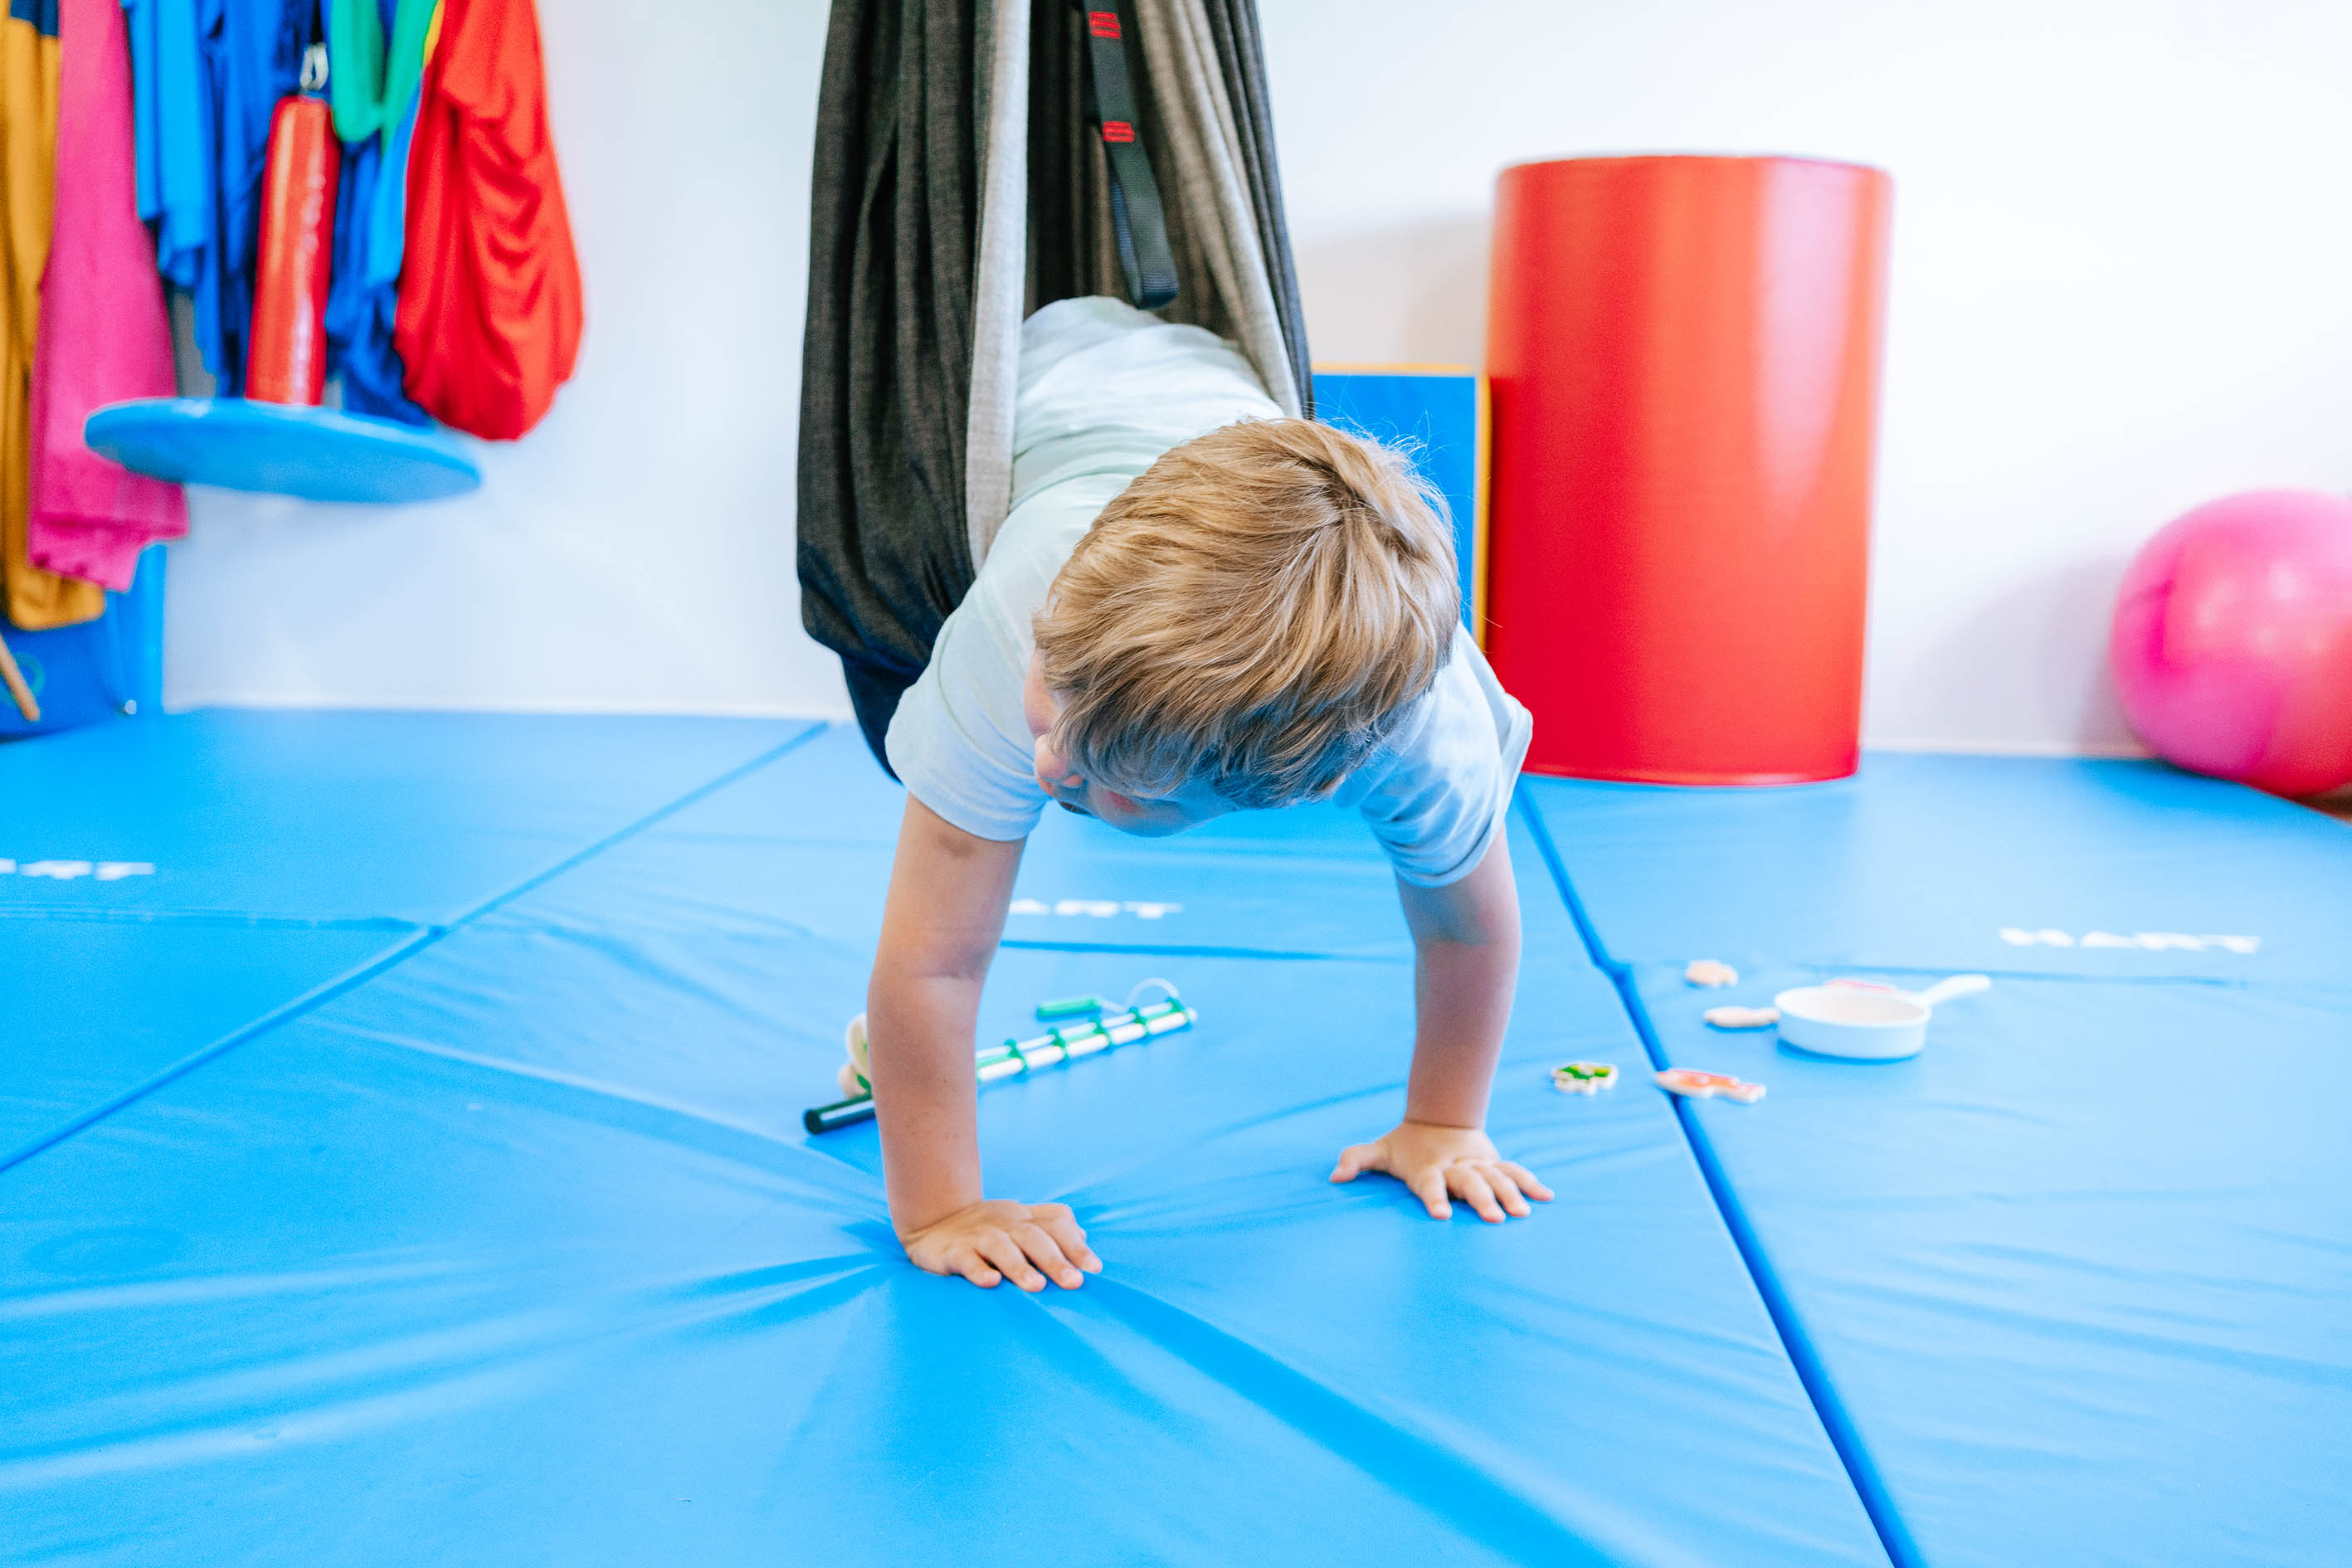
163;694;858;723
1864;737;2151;760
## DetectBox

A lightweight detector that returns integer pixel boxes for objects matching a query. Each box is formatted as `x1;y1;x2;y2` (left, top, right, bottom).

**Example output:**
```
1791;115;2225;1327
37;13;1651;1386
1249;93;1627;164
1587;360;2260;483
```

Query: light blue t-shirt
886;299;1532;888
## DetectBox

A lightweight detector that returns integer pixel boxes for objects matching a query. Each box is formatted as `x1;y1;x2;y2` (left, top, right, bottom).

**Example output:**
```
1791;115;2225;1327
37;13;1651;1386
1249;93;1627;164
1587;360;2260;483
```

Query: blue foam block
1314;368;1482;631
1523;753;2352;983
0;546;164;739
1627;963;2352;1568
85;398;481;504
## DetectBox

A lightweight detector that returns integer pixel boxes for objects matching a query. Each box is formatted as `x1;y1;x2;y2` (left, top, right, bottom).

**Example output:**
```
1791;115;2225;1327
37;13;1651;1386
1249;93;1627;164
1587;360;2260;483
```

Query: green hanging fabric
327;0;438;145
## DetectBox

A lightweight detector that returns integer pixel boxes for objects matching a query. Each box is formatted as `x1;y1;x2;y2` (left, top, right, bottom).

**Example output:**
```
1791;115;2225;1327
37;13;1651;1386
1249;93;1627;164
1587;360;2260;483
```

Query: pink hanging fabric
27;0;186;592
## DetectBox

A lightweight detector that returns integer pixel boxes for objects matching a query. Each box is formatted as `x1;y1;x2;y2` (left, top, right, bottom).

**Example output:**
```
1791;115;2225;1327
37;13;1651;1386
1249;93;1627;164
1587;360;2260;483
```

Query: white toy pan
1772;974;1991;1061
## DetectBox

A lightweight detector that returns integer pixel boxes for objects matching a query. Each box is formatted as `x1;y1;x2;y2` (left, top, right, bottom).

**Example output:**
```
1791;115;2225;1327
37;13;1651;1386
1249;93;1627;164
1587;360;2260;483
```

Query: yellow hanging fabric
2;2;103;630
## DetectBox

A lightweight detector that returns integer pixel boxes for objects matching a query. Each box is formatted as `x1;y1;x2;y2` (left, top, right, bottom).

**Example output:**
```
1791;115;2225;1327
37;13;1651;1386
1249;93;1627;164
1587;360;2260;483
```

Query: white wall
168;0;2352;754
165;0;852;718
1259;0;2352;754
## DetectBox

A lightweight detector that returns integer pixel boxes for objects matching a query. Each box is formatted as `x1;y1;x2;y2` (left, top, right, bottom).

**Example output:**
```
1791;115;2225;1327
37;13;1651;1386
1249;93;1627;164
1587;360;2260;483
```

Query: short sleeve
884;608;1048;843
1341;633;1535;887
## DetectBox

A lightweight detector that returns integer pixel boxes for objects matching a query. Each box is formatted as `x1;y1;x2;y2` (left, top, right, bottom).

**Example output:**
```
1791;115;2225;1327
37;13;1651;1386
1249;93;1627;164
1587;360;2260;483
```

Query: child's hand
898;1199;1103;1291
1330;1122;1554;1223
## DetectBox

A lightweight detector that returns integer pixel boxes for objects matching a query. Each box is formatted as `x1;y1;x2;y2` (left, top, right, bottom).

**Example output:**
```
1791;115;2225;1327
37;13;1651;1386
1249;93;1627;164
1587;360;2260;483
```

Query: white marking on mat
1007;898;1185;920
1998;928;2258;953
1;859;153;882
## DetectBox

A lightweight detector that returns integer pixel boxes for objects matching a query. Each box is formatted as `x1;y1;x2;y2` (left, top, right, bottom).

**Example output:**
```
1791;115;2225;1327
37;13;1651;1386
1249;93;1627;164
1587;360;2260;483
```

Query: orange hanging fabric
246;85;341;407
394;0;581;441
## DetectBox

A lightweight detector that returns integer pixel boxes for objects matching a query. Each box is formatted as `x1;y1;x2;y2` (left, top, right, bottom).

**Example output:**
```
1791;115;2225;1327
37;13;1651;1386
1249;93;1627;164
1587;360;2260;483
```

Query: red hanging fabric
395;0;582;441
245;94;340;407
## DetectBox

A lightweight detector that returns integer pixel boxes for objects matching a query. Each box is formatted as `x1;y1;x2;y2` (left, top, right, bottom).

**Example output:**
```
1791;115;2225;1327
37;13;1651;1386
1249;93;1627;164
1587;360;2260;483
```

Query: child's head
1026;418;1458;835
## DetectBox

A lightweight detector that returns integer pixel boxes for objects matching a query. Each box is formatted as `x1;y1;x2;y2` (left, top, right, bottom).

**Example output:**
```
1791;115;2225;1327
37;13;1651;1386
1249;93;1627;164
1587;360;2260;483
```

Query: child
868;298;1544;1291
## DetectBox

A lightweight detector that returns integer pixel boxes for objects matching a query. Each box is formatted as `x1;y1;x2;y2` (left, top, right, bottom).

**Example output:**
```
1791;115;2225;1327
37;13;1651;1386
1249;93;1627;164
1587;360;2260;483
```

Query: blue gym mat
1620;962;2352;1568
0;710;814;926
1522;753;2352;984
1;718;1888;1566
0;921;402;1161
1517;753;2352;1567
505;723;1444;967
0;712;817;1171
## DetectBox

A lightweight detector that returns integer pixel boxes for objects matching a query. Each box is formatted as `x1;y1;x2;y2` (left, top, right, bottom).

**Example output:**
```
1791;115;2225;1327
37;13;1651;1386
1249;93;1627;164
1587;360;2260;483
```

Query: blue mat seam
0;725;828;1176
1513;793;1917;1568
1512;791;1622;972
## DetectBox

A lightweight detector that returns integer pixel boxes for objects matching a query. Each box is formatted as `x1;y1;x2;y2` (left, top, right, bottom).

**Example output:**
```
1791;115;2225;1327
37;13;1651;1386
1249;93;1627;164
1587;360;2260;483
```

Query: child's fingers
1483;1164;1533;1218
1500;1161;1554;1202
1032;1207;1102;1273
951;1246;1003;1288
975;1231;1048;1292
1409;1169;1453;1220
1012;1222;1087;1288
1330;1142;1377;1183
1452;1166;1507;1224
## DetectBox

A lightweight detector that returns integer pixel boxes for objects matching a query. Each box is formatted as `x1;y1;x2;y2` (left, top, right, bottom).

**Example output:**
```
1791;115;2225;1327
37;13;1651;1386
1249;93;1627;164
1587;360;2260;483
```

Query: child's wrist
891;1186;984;1239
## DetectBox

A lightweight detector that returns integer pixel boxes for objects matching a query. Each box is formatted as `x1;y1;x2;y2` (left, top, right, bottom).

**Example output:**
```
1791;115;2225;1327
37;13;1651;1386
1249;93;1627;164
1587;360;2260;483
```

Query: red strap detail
1100;119;1136;144
1088;10;1121;39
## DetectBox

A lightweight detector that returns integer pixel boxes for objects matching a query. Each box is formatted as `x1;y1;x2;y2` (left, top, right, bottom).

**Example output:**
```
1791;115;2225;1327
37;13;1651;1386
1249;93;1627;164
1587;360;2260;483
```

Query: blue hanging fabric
123;0;219;363
205;0;310;393
120;0;306;393
321;0;432;424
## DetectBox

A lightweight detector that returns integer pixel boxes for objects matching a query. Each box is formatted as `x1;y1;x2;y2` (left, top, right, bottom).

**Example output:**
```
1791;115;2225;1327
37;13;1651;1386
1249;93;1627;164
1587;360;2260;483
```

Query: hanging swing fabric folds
798;0;983;768
797;0;1312;770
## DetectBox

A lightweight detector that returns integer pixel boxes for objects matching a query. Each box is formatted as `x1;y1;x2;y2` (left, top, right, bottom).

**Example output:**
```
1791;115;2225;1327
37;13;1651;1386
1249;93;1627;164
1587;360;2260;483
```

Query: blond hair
1032;418;1459;809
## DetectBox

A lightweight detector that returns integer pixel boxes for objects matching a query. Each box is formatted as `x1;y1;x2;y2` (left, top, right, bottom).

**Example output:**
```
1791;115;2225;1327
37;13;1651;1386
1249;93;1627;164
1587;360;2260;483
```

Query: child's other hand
898;1199;1103;1291
1330;1122;1555;1223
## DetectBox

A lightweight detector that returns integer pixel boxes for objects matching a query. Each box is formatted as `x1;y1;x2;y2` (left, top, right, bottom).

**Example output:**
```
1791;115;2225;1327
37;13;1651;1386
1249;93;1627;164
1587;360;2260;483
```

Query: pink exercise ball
2109;489;2352;797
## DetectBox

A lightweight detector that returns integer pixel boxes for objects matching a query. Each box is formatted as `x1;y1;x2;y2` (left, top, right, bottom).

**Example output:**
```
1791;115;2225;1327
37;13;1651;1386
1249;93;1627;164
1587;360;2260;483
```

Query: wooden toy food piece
1551;1060;1619;1095
1684;959;1739;987
1655;1068;1766;1103
1704;1005;1780;1029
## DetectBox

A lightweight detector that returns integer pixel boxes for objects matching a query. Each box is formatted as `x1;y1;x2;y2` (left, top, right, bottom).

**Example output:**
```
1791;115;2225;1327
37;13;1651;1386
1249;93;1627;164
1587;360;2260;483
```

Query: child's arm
1330;832;1555;1221
869;796;1101;1290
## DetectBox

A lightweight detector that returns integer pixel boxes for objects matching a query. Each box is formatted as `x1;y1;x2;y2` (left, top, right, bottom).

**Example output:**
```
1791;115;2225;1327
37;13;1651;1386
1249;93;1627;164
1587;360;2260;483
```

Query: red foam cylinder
246;95;340;407
1485;155;1893;784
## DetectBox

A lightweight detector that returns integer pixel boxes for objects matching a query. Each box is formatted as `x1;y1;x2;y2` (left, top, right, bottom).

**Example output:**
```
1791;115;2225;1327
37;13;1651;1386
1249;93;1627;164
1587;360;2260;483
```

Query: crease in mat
1;1255;887;1493
0;728;828;1176
1079;1276;1648;1567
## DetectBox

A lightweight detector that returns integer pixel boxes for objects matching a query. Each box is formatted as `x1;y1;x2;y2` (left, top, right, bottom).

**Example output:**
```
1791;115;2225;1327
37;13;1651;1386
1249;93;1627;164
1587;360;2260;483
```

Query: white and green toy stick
803;983;1197;1134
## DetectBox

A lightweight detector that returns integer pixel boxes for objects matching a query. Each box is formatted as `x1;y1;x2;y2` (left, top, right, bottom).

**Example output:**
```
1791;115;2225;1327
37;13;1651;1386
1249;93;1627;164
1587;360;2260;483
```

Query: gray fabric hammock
796;0;1312;771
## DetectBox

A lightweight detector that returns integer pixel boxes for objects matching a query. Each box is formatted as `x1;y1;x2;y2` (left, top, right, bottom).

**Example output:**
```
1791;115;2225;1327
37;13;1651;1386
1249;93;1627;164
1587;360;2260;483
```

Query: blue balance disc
85;398;481;504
